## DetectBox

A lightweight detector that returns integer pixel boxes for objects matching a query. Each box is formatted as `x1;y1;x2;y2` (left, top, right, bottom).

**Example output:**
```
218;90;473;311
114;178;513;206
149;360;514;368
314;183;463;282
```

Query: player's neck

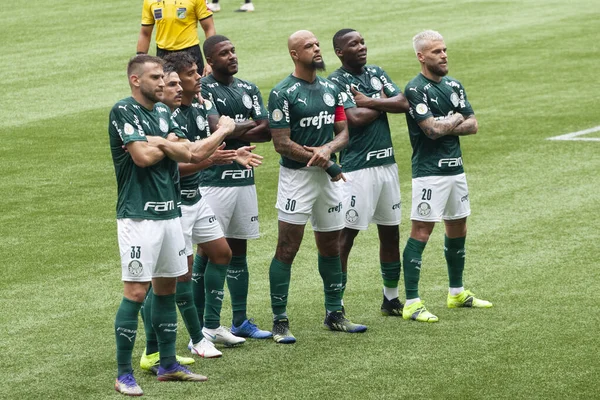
420;68;442;83
212;71;234;85
181;92;195;106
132;93;155;110
342;63;363;75
293;65;317;83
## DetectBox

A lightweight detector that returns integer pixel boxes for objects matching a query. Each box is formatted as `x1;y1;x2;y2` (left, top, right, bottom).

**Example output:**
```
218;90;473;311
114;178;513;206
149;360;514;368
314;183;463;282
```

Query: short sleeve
250;85;268;121
379;68;401;97
404;84;432;122
109;104;148;146
141;0;155;25
203;99;219;116
268;89;289;129
195;0;213;20
328;74;356;110
456;81;474;116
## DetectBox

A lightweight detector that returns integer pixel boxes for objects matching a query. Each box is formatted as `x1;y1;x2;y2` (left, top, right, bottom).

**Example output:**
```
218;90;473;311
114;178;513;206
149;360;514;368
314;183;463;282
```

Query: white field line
547;125;600;141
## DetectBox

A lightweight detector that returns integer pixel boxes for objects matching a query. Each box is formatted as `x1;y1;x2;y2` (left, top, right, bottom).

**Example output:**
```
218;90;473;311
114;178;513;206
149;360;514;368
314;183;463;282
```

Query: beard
312;59;326;71
141;84;163;104
427;63;448;78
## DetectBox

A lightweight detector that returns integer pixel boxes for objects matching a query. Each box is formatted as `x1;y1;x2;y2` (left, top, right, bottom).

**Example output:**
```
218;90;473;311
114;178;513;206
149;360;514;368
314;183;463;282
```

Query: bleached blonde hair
412;30;444;54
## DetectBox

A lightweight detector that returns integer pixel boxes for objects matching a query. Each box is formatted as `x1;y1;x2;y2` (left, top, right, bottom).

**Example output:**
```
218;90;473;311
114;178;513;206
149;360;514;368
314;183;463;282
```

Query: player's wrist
325;163;342;177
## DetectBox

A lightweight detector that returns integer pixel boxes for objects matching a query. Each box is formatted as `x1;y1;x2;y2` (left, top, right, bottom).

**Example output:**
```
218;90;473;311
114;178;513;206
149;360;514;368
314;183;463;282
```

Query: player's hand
351;86;372;108
166;132;180;142
330;172;346;182
208;143;236;165
216;115;236;136
195;92;205;105
202;64;212;77
146;136;167;146
235;145;263;168
303;145;332;168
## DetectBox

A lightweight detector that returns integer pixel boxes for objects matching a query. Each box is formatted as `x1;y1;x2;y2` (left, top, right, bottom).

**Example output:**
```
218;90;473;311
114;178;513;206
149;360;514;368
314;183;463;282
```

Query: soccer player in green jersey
402;30;492;323
109;55;235;395
329;29;410;317
267;30;367;344
199;35;273;340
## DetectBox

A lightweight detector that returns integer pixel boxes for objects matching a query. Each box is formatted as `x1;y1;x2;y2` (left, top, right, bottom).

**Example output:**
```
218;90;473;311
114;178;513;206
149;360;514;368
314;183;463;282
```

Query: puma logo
272;90;280;97
431;97;438;105
119;333;135;342
298;98;307;106
118;105;128;111
180;125;188;132
217;98;227;106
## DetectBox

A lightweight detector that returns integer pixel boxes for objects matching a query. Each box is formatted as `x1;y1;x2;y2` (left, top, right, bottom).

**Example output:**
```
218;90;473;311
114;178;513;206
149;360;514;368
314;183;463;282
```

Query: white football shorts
199;185;259;239
410;173;471;222
118;218;187;282
342;163;401;230
180;196;224;256
276;166;344;232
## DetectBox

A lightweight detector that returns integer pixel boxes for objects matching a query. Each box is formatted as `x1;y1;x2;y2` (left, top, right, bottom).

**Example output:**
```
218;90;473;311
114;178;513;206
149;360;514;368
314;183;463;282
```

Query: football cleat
402;300;439;322
447;290;493;308
140;349;195;375
207;2;221;12
272;318;296;344
381;296;404;317
324;311;367;333
231;318;273;339
115;373;143;396
157;363;207;382
188;338;222;358
202;326;246;347
234;2;254;12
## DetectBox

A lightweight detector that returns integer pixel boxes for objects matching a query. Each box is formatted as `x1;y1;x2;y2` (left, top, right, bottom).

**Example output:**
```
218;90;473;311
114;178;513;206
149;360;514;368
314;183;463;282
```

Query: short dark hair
163;52;196;74
203;35;230;58
332;28;356;50
127;54;164;77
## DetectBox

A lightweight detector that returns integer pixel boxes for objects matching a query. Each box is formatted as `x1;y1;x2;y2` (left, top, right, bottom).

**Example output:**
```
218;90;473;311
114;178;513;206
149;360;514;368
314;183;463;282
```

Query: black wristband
136;51;146;55
325;163;342;177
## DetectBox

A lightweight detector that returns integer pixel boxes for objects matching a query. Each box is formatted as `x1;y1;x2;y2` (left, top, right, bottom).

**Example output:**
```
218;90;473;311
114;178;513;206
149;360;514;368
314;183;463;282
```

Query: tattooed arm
417;112;465;140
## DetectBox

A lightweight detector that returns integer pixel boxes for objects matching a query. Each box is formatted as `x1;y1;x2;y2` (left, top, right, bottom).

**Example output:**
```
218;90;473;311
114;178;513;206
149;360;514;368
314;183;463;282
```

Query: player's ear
289;50;298;61
334;47;343;58
129;74;140;88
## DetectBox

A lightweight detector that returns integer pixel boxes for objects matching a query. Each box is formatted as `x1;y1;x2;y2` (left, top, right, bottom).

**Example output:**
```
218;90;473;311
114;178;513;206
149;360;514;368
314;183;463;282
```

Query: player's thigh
276;167;319;226
311;173;345;232
155;218;188;278
410;175;451;222
180;202;201;257
191;197;225;245
443;173;471;220
117;218;162;282
227;185;259;240
372;164;402;226
342;169;376;231
200;186;235;232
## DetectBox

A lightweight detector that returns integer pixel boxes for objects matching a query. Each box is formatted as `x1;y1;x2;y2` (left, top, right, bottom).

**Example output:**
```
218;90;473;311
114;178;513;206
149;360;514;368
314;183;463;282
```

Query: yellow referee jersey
141;0;213;51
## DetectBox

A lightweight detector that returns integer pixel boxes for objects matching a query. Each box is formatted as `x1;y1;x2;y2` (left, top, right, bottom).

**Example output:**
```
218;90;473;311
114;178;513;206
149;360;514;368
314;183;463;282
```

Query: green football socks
403;237;427;300
445;235;466;289
176;281;203;344
318;254;343;312
203;261;228;329
115;297;143;377
269;258;291;317
228;255;249;327
151;293;177;369
192;254;207;329
141;287;159;355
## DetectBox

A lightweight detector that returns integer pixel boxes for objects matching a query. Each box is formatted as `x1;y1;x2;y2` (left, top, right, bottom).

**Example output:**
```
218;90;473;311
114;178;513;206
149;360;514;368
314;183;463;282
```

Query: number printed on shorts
130;246;141;259
421;188;432;201
350;195;356;207
285;198;296;212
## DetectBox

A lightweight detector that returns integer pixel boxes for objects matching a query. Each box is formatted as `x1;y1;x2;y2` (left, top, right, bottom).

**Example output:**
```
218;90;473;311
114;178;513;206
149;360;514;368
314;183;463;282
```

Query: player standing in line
110;55;234;395
402;30;492;323
137;0;215;75
207;0;256;13
329;29;410;317
199;35;272;340
267;30;367;344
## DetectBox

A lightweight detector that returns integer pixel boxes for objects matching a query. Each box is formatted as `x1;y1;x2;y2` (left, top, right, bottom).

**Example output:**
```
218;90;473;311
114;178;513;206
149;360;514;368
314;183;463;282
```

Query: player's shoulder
270;74;295;94
365;64;385;74
441;76;464;89
233;76;259;91
316;76;338;91
327;67;346;81
110;97;138;114
405;73;430;92
153;102;171;115
200;74;219;89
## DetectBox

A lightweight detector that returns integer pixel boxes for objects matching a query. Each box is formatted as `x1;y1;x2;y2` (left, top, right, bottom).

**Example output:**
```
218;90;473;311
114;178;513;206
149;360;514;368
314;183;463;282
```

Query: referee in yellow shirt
137;0;216;75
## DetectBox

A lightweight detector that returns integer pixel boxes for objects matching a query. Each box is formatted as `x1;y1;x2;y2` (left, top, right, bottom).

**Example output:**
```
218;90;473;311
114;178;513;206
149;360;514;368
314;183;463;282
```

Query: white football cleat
188;338;223;358
202;326;246;347
235;2;255;12
207;2;221;12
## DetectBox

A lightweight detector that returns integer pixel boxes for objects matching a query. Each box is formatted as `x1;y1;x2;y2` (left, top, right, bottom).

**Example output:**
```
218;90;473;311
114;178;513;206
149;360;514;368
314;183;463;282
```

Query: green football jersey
268;74;344;169
328;65;400;172
108;97;185;220
200;75;268;187
171;100;218;206
404;73;474;178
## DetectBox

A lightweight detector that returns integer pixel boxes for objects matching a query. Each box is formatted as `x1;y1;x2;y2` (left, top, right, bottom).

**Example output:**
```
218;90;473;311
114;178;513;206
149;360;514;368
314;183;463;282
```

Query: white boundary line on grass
547;125;600;141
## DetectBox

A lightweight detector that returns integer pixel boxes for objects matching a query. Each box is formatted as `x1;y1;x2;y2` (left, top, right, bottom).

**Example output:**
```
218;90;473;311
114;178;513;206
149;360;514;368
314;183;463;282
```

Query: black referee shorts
157;44;205;72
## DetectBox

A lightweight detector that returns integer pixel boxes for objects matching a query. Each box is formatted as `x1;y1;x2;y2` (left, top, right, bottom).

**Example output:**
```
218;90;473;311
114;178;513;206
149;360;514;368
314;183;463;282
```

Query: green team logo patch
159;118;169;133
323;93;335;107
124;123;134;135
242;93;253;109
196;116;206;131
370;76;383;91
128;260;143;276
417;202;431;217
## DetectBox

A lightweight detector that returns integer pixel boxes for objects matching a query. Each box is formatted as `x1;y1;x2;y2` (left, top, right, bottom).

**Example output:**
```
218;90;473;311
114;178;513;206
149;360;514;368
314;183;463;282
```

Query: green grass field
1;0;599;398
